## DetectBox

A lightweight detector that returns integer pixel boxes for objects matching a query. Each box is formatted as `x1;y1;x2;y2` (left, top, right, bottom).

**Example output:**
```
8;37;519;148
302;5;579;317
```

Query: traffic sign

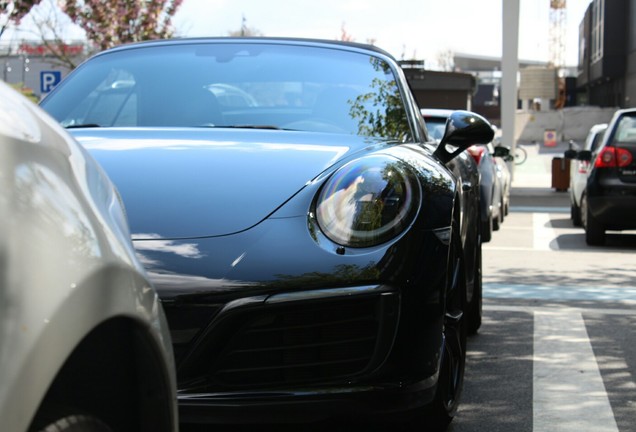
544;129;557;147
40;71;62;94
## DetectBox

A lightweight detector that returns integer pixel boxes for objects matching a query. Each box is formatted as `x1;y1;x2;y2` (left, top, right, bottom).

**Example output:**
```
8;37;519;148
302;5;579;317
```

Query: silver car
421;108;507;242
567;123;608;226
0;82;178;432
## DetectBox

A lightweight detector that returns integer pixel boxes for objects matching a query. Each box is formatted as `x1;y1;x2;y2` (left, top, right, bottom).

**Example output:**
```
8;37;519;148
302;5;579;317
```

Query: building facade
400;61;476;112
1;41;89;99
577;0;636;108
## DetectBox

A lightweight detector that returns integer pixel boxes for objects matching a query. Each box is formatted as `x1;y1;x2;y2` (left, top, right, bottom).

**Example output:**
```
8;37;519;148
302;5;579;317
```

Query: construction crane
549;0;567;108
549;0;567;68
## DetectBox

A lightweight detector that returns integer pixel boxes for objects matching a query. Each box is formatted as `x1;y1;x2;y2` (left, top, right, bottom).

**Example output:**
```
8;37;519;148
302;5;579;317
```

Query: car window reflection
44;44;411;141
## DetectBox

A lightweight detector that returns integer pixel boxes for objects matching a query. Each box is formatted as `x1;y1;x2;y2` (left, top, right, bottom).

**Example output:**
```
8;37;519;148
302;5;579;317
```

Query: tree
0;0;42;39
436;49;455;72
62;0;183;51
349;58;410;140
227;15;262;37
338;22;354;42
18;0;85;69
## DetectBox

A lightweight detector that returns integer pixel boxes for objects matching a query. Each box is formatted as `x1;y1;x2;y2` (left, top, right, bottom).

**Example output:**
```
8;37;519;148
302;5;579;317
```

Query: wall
515;106;618;143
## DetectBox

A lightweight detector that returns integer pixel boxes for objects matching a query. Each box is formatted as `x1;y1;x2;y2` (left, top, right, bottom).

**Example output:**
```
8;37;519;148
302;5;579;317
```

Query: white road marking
484;283;636;302
484;304;636;316
533;310;619;432
483;304;630;431
511;206;570;214
483;246;536;251
482;210;633;430
532;212;558;250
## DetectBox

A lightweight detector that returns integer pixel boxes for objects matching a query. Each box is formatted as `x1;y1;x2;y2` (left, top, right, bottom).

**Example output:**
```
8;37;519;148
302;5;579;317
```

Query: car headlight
314;155;421;248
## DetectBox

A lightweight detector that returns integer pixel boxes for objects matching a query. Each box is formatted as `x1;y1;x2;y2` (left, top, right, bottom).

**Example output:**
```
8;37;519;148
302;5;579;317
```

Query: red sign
544;130;557;147
18;43;84;56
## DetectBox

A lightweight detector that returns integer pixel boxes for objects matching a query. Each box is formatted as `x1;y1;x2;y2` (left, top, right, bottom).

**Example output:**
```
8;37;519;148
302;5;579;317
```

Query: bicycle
513;146;528;165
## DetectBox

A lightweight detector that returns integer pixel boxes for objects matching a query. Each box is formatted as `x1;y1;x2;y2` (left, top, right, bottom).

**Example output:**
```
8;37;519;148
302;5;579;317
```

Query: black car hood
72;128;383;239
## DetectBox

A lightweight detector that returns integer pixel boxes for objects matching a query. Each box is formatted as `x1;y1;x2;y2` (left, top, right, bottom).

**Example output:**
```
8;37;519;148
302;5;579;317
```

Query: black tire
467;240;482;335
585;214;605;246
492;212;500;231
492;191;502;231
408;223;467;430
36;415;113;432
570;201;582;227
481;215;493;243
581;194;605;245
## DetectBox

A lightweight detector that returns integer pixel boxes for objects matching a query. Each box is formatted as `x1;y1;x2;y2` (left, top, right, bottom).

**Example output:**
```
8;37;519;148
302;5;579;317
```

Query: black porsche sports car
41;38;491;429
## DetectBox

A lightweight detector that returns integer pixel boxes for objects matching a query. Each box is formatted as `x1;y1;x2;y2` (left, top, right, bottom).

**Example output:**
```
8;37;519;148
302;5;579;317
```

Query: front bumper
178;376;439;424
142;216;450;424
177;286;401;391
174;283;444;424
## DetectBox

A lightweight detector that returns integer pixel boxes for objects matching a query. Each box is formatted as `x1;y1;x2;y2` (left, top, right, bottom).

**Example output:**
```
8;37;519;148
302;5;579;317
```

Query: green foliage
0;0;42;38
10;82;38;103
62;0;183;51
349;58;411;141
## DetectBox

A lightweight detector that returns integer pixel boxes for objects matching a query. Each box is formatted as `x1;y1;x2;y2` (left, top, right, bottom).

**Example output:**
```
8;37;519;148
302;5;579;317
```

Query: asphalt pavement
469;143;636;432
508;141;571;211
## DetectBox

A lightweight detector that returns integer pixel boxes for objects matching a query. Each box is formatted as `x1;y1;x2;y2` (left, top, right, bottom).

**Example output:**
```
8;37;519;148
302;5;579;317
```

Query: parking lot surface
455;144;636;432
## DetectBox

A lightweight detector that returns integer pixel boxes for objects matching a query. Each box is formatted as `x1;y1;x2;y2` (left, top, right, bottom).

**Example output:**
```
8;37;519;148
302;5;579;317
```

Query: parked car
442;145;483;336
0;82;178;432
566;123;608;226
493;149;512;219
565;109;636;245
490;127;513;218
421;108;508;242
41;37;493;429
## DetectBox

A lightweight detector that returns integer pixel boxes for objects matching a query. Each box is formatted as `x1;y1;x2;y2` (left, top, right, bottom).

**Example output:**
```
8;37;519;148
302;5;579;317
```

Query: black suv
566;108;636;245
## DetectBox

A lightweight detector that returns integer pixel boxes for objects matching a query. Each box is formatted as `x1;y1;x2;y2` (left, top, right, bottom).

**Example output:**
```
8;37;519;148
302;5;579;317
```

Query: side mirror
493;146;511;158
434;110;494;164
578;150;593;162
564;149;578;159
564;149;593;161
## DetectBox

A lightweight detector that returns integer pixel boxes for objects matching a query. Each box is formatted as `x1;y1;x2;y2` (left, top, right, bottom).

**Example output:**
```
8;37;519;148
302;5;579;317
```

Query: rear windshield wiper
227;125;282;130
196;124;284;130
64;123;101;129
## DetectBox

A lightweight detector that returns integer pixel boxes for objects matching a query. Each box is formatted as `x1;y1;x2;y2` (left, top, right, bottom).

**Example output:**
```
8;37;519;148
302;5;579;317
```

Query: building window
579;21;585;67
591;0;604;64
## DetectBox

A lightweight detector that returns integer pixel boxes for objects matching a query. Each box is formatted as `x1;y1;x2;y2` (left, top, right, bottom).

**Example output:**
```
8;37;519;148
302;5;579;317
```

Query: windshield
41;42;412;140
612;114;636;145
423;117;446;141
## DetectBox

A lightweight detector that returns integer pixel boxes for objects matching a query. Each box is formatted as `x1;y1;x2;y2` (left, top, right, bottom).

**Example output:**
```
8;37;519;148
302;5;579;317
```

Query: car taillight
594;147;634;168
617;148;634;167
467;145;485;165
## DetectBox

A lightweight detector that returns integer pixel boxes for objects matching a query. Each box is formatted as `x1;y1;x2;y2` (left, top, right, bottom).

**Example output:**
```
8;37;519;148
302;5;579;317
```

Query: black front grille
202;294;398;389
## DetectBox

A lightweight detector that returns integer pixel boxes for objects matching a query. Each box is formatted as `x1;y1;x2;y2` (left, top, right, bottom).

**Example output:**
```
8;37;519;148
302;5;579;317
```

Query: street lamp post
3;61;11;82
21;55;30;88
502;0;520;179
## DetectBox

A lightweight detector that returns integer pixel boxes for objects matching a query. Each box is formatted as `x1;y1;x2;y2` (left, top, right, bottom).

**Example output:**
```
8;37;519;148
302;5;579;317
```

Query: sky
3;0;592;68
172;0;592;67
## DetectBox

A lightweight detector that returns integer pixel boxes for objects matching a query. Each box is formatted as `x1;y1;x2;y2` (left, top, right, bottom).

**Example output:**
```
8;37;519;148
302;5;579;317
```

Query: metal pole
502;0;520;179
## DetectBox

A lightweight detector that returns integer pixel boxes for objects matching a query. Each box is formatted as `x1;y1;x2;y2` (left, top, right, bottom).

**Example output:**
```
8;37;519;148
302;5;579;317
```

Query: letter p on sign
40;71;62;94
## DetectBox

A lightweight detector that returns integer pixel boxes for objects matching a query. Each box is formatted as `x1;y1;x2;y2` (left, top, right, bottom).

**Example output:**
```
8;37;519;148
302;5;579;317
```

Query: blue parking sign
40;71;62;93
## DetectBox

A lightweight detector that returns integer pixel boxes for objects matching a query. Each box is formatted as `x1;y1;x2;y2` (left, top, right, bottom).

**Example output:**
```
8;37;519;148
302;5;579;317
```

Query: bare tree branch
63;0;183;51
1;0;42;39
